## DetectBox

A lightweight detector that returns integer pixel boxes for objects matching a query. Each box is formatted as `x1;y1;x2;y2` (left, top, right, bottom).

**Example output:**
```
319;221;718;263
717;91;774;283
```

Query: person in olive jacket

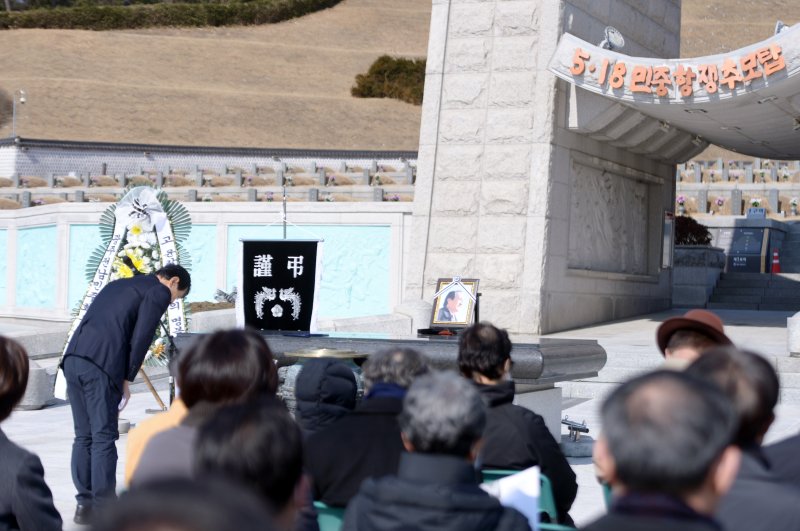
458;322;577;524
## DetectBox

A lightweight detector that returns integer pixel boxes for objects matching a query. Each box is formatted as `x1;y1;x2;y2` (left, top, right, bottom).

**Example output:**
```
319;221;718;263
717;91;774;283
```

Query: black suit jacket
476;381;577;523
0;428;62;531
65;274;172;388
305;396;405;507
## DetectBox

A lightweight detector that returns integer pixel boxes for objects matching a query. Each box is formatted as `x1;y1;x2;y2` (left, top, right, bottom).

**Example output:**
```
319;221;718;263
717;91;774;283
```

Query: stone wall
0;201;411;322
407;0;681;335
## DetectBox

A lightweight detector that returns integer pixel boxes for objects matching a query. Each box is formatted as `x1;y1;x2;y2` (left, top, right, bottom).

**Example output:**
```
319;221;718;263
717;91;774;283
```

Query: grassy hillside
682;0;800;161
0;0;430;150
0;0;796;154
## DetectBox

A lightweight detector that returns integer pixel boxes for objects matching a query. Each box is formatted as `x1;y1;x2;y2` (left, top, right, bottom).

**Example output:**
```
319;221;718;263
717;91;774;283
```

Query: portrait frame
429;277;480;329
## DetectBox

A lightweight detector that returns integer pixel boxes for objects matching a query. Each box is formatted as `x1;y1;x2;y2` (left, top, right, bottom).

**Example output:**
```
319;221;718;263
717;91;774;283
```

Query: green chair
313;501;345;531
601;481;613;508
480;469;559;524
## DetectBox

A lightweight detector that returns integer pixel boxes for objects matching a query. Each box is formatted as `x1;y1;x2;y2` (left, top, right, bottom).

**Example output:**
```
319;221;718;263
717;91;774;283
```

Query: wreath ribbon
54;187;186;399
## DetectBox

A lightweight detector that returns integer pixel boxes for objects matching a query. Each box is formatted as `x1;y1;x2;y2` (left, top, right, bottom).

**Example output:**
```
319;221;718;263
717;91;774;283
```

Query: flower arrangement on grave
266;191;274;202
715;197;725;207
69;186;192;367
388;194;400;202
792;198;799;207
750;197;761;207
676;195;686;206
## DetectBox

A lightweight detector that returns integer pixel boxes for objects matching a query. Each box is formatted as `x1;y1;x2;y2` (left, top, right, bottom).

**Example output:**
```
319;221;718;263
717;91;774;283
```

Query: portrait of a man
436;290;462;322
430;278;479;328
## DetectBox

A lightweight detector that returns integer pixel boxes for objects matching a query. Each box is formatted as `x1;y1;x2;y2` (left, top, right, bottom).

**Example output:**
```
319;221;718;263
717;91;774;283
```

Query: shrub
0;0;341;30
675;215;712;246
351;55;425;106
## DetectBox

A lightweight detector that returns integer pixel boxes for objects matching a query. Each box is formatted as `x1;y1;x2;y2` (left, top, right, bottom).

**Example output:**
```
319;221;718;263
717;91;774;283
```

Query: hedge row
0;0;341;30
351;55;425;106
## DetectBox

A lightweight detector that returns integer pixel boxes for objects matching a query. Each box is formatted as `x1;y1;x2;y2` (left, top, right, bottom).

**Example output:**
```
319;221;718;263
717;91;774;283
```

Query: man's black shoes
73;504;92;526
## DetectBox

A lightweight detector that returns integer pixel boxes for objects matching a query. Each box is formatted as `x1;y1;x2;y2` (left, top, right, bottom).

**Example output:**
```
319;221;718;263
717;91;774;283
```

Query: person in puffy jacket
294;359;357;437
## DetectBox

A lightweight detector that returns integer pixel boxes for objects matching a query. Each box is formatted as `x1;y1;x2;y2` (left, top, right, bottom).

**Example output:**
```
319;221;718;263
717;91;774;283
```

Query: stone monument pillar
405;0;682;335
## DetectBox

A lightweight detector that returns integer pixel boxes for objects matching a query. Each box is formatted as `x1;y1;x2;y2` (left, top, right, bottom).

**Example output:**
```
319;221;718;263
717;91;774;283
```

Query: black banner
240;240;320;331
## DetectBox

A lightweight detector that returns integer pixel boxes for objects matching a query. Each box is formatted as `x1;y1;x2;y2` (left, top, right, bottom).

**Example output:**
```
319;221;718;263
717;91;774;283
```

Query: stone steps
560;350;800;405
707;272;800;311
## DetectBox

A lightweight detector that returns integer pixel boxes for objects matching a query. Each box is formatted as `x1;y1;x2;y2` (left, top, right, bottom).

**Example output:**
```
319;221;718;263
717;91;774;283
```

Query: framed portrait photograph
430;278;480;328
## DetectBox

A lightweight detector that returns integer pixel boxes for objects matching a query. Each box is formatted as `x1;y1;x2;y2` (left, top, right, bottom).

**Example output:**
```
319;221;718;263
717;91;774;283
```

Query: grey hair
398;371;486;457
362;348;429;391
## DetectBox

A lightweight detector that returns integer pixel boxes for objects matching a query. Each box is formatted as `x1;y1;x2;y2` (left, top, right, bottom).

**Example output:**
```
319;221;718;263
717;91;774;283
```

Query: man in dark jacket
305;348;428;506
584;370;740;531
62;264;190;524
294;358;357;437
343;371;531;531
458;322;577;523
686;347;800;531
0;336;62;531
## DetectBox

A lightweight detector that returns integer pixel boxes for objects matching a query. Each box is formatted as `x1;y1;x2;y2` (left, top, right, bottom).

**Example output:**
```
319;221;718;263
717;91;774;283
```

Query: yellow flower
125;249;146;272
129;224;143;236
117;262;133;278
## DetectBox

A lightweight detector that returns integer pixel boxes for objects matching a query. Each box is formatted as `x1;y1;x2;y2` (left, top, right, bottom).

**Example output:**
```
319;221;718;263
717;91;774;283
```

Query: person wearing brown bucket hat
656;309;733;364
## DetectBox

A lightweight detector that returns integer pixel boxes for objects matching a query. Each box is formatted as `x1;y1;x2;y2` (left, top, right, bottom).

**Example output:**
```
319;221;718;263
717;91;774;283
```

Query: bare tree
3;0;11;13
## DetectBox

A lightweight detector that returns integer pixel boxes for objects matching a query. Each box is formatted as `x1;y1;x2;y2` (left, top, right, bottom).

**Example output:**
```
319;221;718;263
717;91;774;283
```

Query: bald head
602;370;737;496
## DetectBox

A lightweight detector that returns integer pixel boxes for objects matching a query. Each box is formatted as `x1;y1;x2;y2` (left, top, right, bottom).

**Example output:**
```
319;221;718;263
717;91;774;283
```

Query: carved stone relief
568;160;648;275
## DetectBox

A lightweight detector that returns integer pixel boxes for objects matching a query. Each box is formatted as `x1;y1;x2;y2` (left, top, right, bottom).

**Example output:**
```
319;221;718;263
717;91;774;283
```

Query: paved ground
1;308;799;528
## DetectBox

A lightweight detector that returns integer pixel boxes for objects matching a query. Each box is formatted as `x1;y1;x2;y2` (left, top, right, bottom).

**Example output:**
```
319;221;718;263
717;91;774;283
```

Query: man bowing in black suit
62;263;190;525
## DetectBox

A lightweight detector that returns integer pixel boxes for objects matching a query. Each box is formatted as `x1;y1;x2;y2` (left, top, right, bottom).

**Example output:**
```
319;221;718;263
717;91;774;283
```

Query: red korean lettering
630;65;652;93
651;66;673;97
739;52;761;82
673;65;696;97
698;64;719;94
757;44;786;76
720;58;743;90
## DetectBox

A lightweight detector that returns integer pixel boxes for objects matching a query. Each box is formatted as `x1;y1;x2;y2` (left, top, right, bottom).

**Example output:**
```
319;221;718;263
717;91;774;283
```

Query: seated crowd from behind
130;328;278;486
342;371;532;531
10;310;800;531
586;370;741;531
685;347;800;531
304;347;429;507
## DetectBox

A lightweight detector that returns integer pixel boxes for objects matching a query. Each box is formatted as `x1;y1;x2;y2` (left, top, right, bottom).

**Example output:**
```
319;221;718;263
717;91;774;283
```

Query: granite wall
407;0;681;334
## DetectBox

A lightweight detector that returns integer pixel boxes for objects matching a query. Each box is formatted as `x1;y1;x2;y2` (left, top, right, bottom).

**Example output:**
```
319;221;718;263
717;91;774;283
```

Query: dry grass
165;175;195;187
327;174;357;185
245;175;276;186
20;176;47;187
0;0;791;159
0;198;21;209
0;0;429;150
682;1;800;161
206;175;235;187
